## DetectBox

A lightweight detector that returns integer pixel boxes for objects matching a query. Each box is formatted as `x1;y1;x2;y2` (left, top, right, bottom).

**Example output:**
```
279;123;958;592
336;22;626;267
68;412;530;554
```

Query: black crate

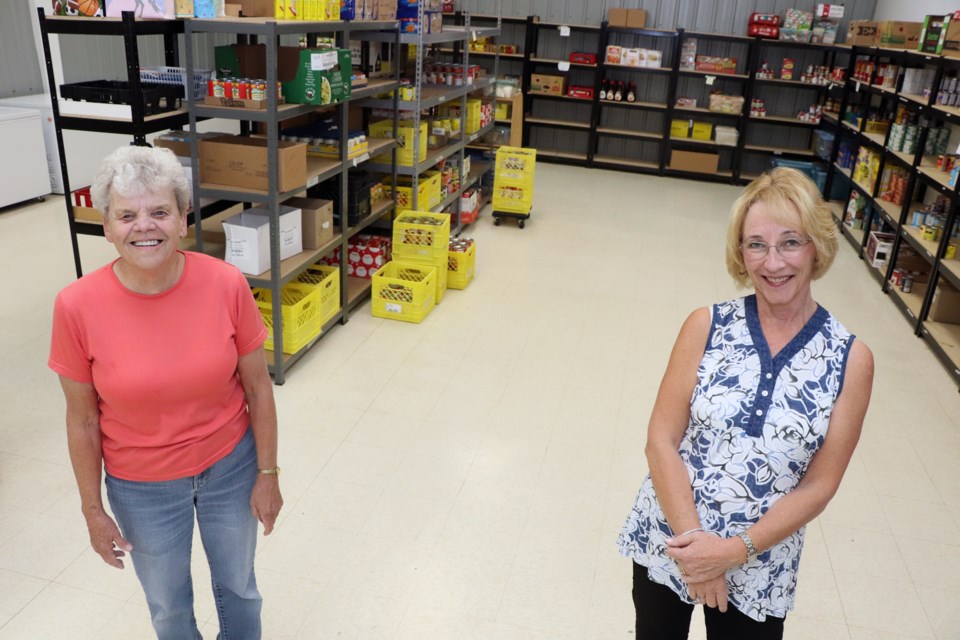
59;80;184;115
312;171;378;226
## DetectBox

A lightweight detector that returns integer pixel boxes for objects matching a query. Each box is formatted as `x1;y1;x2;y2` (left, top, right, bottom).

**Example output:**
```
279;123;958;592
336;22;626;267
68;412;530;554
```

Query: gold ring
679;567;688;576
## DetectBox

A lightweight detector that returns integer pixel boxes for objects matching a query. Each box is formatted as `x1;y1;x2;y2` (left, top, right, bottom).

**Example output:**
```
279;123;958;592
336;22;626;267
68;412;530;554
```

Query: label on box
386;303;402;313
228;238;249;259
311;51;339;71
816;4;843;19
281;227;298;250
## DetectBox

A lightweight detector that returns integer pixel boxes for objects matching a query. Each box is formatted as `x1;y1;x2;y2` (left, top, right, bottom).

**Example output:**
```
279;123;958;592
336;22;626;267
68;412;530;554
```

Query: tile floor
1;163;960;639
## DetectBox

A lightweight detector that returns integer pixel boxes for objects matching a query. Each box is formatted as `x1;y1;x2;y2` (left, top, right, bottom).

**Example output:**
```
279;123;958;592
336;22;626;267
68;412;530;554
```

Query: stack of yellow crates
392;211;450;304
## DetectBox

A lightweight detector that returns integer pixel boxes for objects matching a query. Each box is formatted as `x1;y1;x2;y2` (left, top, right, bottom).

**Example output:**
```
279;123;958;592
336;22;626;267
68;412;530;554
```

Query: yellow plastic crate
295;264;341;326
371;261;437;323
252;281;322;354
494;146;536;185
492;183;533;213
392;210;451;263
369;119;428;166
448;242;476;290
382;173;441;211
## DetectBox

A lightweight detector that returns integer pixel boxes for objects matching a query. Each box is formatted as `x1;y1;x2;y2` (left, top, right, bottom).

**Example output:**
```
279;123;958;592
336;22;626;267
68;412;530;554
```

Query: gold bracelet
258;467;281;475
737;531;757;564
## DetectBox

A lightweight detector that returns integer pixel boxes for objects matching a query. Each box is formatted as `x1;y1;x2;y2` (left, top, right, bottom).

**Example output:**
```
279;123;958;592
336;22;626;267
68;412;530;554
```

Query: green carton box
282;49;352;106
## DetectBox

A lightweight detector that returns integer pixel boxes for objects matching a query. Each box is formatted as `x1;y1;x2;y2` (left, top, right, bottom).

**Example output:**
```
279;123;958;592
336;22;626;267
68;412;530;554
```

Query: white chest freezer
0;107;50;208
0;94;129;195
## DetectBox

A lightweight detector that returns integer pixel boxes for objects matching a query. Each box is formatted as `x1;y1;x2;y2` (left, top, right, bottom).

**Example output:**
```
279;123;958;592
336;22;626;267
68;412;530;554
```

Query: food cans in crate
448;238;475;289
371;261;437;323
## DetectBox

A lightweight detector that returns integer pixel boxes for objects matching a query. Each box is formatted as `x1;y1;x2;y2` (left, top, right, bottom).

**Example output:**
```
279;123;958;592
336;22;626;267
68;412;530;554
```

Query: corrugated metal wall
26;1;879;165
1;2;45;98
461;0;878;161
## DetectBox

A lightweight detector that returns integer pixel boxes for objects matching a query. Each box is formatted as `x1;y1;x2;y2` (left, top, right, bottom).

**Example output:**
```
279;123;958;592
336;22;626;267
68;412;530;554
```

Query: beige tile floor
1;163;959;639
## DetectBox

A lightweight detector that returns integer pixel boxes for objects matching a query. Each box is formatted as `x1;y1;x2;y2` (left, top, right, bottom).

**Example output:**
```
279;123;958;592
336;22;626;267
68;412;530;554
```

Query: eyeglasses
740;236;812;258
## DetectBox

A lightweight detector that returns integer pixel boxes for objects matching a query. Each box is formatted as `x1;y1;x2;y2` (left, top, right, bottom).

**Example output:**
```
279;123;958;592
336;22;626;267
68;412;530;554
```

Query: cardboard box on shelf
608;8;628;27
920;14;950;53
866;231;895;268
846;20;879;46
691;121;712;141
930;281;960;323
670;149;719;174
282;48;352;106
199;135;306;193
237;0;273;16
529;74;565;96
222;205;303;276
282;197;333;250
876;21;922;49
626;9;647;28
936;14;960;57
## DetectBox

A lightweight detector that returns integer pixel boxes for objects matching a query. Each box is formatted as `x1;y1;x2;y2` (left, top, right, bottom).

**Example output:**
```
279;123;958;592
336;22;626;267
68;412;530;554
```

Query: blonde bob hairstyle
726;167;838;288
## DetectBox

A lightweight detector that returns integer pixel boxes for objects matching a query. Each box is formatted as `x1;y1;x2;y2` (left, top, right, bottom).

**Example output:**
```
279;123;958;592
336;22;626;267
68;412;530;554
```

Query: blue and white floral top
617;295;855;622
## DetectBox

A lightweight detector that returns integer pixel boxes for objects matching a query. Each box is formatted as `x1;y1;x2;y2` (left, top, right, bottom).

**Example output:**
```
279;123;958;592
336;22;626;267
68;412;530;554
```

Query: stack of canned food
208;78;282;101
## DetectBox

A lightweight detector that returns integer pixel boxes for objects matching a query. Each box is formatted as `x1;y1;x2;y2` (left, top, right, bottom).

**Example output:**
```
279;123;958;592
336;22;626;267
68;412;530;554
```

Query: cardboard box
936;15;960;57
223;206;303;276
876;21;922;49
670;119;690;138
691;121;712;141
866;231;895;268
847;20;878;46
608;8;628;27
282;49;352;106
199;135;306;193
626;9;647;29
919;14;949;53
368;0;396;19
670;149;719;174
283;197;334;250
529;74;565;96
239;0;276;18
930;281;960;323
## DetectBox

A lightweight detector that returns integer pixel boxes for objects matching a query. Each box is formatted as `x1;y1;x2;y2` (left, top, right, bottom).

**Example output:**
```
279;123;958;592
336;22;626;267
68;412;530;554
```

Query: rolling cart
492;146;536;229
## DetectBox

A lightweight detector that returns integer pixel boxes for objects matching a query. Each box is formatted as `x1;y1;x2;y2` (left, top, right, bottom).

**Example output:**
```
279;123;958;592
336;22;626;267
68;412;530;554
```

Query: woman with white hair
49;145;282;640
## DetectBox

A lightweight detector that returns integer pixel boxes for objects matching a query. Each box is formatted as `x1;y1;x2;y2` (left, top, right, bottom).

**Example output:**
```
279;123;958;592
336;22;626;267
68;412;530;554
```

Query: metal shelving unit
184;16;400;384
822;46;960;389
360;2;501;234
36;9;223;278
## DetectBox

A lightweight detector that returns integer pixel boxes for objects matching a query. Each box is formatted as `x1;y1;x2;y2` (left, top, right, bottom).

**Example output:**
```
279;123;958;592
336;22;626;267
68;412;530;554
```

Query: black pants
632;563;785;640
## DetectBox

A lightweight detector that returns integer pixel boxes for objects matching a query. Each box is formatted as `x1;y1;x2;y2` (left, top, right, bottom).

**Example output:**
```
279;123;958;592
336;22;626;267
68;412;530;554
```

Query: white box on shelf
222;205;302;275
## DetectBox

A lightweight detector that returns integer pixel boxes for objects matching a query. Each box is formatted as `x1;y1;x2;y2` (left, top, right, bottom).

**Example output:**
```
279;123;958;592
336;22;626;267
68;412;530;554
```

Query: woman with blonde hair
618;167;874;639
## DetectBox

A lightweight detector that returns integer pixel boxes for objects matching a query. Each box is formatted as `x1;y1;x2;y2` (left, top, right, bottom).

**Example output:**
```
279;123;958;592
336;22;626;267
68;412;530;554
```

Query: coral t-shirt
49;252;267;482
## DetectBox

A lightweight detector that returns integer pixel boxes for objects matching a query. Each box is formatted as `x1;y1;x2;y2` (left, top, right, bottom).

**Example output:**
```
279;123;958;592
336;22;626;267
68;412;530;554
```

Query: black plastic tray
59;80;183;115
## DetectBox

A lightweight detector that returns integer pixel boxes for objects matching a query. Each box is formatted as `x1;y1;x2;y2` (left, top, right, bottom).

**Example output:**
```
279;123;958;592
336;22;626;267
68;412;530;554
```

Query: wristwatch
257;467;281;476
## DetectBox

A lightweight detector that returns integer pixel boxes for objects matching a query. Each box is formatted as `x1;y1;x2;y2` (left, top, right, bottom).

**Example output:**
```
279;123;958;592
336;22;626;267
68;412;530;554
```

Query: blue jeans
106;429;262;640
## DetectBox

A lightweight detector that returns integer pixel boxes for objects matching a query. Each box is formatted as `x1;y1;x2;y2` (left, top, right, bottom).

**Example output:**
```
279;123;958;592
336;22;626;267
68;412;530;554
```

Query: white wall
873;0;956;20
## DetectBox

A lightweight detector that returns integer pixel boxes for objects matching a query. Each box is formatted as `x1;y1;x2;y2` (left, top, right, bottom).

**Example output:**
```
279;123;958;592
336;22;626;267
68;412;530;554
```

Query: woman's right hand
688;574;729;612
85;510;132;569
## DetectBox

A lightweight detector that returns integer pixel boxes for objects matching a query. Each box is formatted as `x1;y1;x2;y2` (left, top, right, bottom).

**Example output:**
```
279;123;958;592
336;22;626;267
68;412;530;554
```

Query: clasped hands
665;530;738;612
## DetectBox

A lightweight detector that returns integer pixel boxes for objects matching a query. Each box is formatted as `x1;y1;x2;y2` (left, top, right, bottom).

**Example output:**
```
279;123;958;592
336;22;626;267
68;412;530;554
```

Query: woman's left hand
687;575;729;612
250;475;283;535
665;530;740;583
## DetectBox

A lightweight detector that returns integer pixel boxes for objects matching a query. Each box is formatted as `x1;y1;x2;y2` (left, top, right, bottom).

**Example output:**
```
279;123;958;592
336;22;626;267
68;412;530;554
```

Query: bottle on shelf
614;81;623;102
600;79;608;101
627;82;636;103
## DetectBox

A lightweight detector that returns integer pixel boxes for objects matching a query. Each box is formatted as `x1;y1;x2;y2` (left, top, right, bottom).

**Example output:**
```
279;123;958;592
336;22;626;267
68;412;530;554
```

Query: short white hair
90;145;190;216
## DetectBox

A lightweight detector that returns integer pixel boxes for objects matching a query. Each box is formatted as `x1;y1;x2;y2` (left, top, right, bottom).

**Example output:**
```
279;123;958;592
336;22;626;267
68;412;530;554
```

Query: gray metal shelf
184;17;401;384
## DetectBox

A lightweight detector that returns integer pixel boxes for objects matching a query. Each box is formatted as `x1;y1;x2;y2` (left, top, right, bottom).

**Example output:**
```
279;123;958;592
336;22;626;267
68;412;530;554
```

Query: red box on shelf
749;12;780;26
567;85;594;100
694;56;738;74
569;52;597;65
748;24;779;38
